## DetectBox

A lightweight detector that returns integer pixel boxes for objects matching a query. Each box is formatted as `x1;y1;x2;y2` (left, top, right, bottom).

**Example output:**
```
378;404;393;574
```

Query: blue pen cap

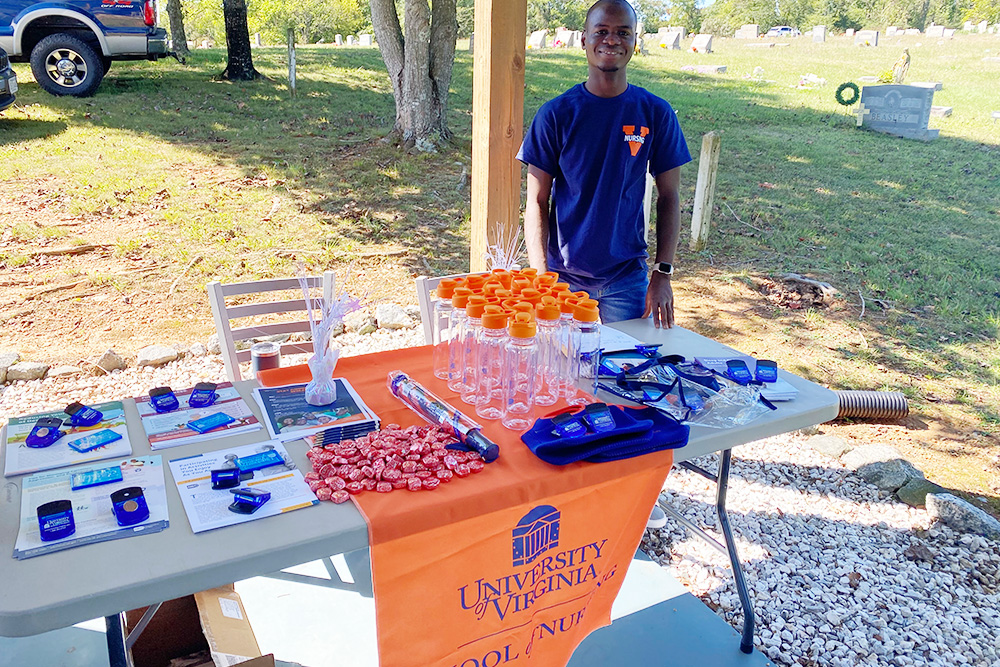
37;500;76;541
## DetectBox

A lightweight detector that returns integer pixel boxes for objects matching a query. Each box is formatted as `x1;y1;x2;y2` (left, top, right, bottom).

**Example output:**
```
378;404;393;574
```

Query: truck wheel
30;34;105;97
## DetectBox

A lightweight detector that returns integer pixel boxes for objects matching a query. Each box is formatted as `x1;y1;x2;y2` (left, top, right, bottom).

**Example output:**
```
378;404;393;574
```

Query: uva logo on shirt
622;125;649;156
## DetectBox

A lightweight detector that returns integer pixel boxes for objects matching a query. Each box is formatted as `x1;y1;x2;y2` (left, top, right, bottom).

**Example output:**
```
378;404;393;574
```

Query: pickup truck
0;0;168;97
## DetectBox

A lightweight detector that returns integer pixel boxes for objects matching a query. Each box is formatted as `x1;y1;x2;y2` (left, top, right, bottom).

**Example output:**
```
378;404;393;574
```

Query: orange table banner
336;348;675;667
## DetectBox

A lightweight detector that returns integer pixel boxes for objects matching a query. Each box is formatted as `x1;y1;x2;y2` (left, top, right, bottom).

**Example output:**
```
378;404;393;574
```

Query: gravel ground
2;329;997;666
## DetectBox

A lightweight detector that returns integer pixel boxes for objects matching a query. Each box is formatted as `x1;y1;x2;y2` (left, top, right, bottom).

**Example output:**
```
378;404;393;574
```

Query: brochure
168;440;317;534
3;401;133;477
13;455;169;560
134;382;262;450
251;379;379;443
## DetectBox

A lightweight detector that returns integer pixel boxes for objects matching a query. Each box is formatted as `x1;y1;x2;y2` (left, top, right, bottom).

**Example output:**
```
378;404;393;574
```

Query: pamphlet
168;440;317;534
599;325;644;352
252;379;379;442
694;356;799;401
13;455;169;560
134;382;262;450
2;401;133;477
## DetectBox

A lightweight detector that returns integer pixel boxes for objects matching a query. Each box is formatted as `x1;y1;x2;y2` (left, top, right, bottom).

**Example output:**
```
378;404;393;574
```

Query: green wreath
836;81;860;106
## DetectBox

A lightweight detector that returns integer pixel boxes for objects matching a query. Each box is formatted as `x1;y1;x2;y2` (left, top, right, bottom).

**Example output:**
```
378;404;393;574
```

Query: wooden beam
689;131;722;251
470;0;527;271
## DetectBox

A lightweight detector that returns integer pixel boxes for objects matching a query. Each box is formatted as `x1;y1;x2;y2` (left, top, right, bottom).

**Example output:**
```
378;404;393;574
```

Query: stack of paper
252;378;379;443
168;441;316;533
135;382;262;450
2;401;133;477
694;356;799;401
13;456;168;559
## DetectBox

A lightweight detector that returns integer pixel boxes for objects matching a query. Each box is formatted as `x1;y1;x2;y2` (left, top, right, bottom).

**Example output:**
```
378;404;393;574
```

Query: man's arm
643;166;682;328
524;165;554;272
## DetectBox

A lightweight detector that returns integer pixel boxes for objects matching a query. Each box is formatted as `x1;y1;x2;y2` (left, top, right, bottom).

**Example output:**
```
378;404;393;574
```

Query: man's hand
643;271;674;328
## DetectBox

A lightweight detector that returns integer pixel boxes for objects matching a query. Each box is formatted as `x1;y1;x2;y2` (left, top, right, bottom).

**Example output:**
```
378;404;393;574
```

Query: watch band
653;262;674;276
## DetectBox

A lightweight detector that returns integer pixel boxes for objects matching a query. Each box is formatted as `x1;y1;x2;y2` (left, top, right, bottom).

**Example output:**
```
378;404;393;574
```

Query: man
518;0;691;328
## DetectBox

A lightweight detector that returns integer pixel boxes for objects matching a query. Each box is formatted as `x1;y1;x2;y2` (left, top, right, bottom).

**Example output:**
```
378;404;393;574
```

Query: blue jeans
561;268;648;324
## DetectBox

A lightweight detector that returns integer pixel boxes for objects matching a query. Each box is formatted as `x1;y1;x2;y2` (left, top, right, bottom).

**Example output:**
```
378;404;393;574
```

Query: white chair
414;271;475;345
207;272;335;383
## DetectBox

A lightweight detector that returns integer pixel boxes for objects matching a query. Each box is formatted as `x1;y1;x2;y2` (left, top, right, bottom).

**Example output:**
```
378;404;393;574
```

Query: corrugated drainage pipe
835;390;909;420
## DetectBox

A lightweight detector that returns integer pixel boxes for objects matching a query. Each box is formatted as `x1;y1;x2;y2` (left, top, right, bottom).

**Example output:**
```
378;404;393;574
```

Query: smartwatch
653;262;674;276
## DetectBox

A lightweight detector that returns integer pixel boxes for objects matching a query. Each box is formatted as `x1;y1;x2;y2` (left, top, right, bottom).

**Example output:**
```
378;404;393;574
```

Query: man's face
582;3;636;73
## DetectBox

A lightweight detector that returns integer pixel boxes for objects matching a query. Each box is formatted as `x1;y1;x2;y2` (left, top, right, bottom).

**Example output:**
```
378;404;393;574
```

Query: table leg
664;449;755;654
105;601;162;667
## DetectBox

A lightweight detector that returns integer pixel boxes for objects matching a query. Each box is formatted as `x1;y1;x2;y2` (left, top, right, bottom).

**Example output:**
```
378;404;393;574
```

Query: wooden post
470;0;527;271
287;28;296;98
689;131;721;251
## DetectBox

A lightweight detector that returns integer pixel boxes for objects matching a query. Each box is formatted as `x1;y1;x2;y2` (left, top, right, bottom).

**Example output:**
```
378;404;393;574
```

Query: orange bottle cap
559;296;579;314
501;298;521;311
492;269;514;288
482;282;501;296
452;287;473;308
520;268;538;279
573;299;600;322
467;299;488;318
508;312;537;338
512;302;535;314
573;290;591;300
494;288;513;298
520;288;542;304
551;282;571;294
535;271;560;286
481;305;508;329
536;303;561;321
511;277;531;294
540;295;558;306
436;278;458;299
485;295;502;305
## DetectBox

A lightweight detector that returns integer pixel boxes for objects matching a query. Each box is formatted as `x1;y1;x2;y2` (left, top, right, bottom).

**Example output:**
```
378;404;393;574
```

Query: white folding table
0;321;838;661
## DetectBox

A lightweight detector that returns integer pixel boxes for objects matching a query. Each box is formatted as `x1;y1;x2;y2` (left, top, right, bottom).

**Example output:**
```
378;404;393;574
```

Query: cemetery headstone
734;24;759;39
813;25;826;43
942;28;955;38
855;30;879;46
912;81;943;91
528;30;547;49
469;33;474;53
660;26;686;40
335;34;343;46
691;34;713;53
845;28;856;37
201;39;211;48
904;28;920;35
963;20;973;31
978;20;988;33
555;29;573;47
659;32;681;50
571;31;582;48
926;25;945;38
253;33;262;47
886;26;898;37
681;64;727;74
359;34;373;47
346;35;355;45
858;84;939;140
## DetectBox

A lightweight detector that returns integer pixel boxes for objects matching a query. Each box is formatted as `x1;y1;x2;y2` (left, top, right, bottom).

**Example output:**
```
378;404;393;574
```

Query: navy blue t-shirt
518;83;691;291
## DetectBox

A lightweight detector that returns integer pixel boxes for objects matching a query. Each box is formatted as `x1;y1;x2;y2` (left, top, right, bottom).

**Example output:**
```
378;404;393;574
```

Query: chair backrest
414;272;475;345
207;272;335;382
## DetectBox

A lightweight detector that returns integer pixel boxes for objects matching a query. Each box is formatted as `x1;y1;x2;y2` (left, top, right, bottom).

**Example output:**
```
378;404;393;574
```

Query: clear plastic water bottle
460;296;488;404
534;301;562;406
447;287;473;392
568;298;600;406
432;278;458;380
475;306;508;420
502;312;538;431
558;296;579;398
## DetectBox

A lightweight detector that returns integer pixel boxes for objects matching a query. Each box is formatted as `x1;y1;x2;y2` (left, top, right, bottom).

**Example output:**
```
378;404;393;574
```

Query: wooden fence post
690;131;721;251
287;28;296;98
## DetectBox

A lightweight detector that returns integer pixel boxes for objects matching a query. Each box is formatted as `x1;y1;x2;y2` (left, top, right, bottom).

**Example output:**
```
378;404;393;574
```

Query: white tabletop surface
0;321;838;637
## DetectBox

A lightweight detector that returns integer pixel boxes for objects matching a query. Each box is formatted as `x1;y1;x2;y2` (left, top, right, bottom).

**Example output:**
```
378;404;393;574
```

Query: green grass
1;35;998;441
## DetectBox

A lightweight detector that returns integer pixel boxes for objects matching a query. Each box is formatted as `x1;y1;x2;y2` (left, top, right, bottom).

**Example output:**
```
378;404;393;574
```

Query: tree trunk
369;0;458;150
220;0;260;80
165;0;190;57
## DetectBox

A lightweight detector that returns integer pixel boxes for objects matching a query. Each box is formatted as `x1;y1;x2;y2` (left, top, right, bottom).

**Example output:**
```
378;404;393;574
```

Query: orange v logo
622;125;649;157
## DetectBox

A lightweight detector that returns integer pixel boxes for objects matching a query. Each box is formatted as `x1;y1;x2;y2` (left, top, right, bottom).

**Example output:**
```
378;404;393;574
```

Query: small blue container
37;500;76;541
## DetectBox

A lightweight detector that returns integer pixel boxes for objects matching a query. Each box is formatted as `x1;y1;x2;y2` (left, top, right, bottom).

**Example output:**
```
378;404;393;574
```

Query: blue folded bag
521;403;689;465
